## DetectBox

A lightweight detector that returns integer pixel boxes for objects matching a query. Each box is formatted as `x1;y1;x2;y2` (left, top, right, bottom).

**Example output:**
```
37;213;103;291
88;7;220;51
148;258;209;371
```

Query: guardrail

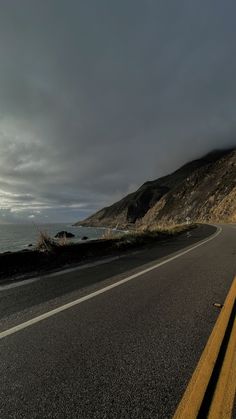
174;276;236;418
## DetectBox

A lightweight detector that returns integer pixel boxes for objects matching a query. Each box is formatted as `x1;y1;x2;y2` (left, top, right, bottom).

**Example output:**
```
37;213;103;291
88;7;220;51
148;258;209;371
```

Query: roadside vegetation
35;224;197;253
36;231;73;252
102;224;197;250
0;223;197;282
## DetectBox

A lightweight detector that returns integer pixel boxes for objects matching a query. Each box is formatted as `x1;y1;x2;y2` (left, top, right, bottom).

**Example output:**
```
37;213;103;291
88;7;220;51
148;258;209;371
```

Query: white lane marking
0;226;222;340
0;255;128;291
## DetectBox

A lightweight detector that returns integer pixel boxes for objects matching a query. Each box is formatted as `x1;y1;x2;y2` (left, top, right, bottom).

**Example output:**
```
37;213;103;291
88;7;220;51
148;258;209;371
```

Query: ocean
0;223;110;254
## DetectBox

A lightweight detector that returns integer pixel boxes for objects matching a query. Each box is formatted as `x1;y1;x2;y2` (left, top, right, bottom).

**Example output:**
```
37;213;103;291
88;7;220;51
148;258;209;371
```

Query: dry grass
140;222;197;234
57;234;70;247
101;228;124;240
101;228;116;240
35;223;196;254
36;230;75;252
36;231;57;252
112;223;197;250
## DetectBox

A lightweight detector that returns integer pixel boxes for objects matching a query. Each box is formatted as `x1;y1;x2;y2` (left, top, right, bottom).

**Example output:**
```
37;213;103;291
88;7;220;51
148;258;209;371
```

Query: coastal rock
55;231;75;238
81;236;88;240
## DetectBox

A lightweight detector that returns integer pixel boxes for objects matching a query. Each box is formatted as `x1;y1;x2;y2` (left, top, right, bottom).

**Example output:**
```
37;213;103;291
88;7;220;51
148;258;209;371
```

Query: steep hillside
141;149;236;226
77;148;236;228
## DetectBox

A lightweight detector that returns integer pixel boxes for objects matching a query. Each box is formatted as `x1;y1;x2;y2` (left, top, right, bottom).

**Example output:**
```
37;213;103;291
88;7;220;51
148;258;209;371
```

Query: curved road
0;224;235;418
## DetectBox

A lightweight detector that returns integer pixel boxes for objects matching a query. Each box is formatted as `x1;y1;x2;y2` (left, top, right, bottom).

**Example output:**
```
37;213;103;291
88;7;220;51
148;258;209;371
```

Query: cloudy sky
0;0;235;223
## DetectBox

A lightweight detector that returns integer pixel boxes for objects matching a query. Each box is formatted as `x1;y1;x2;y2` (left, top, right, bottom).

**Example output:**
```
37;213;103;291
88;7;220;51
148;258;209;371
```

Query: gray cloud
0;0;235;223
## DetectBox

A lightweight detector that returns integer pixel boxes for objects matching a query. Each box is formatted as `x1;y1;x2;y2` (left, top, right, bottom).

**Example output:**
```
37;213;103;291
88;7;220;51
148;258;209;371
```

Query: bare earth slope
77;148;236;228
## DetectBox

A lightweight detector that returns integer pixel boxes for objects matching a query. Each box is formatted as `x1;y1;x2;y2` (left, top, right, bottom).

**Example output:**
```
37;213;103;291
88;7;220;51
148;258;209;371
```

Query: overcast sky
0;0;235;223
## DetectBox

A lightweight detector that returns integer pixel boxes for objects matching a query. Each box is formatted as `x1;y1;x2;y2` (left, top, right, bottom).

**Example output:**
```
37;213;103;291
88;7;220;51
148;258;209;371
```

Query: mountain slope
141;149;236;226
77;148;236;228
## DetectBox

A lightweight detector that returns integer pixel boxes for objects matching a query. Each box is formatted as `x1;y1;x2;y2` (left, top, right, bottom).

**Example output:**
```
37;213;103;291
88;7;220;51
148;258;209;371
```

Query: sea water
0;223;109;254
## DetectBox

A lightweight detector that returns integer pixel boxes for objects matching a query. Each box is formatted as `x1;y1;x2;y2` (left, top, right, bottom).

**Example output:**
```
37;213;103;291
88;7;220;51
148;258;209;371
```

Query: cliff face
141;150;236;226
77;148;236;228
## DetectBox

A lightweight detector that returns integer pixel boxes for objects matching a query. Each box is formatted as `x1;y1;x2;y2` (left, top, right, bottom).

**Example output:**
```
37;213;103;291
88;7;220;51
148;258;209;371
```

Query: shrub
36;231;57;252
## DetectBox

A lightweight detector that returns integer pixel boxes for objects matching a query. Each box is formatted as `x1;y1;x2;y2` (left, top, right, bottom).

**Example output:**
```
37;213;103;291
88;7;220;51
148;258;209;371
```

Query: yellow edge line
174;276;236;419
208;312;236;418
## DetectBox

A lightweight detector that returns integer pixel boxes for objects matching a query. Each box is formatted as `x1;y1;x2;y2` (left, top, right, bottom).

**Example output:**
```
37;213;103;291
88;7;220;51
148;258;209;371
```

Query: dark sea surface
0;223;109;254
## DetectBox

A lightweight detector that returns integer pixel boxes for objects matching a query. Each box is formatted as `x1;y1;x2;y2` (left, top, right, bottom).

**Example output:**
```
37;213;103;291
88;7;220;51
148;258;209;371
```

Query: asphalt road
0;224;235;418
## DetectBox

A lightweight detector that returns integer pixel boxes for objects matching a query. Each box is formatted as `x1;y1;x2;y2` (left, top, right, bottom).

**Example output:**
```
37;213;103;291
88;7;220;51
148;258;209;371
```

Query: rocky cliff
77;148;236;228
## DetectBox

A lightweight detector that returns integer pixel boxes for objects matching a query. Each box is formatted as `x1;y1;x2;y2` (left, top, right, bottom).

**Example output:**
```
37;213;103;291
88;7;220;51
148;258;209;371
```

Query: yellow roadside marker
174;276;236;419
208;313;236;418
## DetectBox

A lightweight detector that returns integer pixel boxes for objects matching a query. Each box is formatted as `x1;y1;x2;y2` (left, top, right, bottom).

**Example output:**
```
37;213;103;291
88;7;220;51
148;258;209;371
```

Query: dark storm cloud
0;0;235;222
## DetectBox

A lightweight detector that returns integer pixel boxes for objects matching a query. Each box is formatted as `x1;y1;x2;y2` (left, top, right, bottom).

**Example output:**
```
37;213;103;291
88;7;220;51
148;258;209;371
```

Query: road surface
0;224;235;418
